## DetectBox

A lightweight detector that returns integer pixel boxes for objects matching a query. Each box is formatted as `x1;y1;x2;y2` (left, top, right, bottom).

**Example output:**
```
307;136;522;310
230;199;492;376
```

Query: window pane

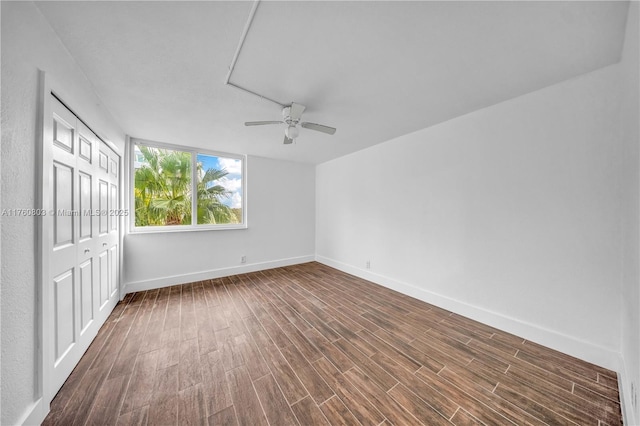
196;153;242;225
134;145;192;226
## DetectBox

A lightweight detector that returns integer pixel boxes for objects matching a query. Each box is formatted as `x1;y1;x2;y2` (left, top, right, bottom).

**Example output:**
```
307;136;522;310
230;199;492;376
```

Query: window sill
130;224;248;234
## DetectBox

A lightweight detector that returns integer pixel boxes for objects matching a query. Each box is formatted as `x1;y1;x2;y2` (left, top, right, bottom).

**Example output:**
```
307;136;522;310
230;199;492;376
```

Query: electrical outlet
241;255;247;264
366;260;370;269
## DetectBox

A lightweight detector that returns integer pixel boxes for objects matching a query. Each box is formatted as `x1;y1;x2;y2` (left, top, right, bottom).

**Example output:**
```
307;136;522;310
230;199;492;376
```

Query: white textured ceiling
36;1;629;164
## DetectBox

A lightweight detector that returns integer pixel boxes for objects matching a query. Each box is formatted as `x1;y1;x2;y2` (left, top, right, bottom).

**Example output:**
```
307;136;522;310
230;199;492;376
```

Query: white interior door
48;95;120;398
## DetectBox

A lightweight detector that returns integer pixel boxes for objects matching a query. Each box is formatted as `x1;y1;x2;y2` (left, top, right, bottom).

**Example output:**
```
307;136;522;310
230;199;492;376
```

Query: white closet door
48;96;120;397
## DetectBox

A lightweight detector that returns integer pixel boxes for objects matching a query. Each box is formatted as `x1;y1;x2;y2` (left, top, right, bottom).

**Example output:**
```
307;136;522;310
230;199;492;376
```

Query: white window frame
129;137;247;232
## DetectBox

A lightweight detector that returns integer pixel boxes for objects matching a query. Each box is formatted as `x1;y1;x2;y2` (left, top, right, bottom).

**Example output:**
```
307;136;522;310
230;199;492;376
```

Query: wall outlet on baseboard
366;260;370;269
241;255;247;264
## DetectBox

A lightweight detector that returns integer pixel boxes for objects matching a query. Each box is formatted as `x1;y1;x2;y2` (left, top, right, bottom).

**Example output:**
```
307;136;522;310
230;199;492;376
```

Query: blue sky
197;154;242;209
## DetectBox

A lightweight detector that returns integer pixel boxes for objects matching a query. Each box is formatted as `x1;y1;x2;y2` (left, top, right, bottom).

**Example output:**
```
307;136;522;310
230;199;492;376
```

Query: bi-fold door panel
48;95;121;400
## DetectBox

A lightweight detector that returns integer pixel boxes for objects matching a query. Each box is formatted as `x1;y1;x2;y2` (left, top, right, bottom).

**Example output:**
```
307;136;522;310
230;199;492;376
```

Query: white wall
124;155;315;291
619;2;640;424
1;2;126;424
317;42;628;369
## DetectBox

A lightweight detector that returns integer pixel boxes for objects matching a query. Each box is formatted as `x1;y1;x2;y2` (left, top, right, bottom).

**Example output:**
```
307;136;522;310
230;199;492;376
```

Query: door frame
34;70;125;422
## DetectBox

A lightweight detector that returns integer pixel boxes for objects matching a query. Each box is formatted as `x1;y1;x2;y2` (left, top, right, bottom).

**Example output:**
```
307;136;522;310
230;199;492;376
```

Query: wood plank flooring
43;262;623;425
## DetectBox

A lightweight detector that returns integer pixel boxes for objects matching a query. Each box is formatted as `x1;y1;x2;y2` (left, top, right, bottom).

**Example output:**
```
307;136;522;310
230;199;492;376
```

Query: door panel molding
52;269;75;362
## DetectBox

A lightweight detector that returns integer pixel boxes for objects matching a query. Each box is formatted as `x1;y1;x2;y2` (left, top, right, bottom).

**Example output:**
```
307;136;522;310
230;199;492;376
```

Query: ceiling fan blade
283;135;294;144
289;103;306;120
301;122;336;135
245;121;282;126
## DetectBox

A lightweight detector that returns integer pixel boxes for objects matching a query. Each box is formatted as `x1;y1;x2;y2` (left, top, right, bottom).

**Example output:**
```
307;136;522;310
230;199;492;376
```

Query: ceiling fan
245;102;336;144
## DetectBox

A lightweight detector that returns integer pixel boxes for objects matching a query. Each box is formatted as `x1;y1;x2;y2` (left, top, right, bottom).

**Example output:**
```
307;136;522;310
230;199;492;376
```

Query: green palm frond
134;146;240;226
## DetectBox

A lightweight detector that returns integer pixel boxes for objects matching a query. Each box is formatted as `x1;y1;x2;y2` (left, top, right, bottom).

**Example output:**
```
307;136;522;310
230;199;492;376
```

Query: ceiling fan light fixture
285;125;299;139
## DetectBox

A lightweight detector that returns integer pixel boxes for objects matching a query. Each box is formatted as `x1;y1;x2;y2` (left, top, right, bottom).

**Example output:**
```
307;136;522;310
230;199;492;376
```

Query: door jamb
36;69;54;416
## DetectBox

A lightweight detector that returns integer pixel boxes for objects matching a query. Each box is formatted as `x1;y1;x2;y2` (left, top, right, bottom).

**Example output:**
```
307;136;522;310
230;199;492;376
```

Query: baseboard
316;255;622;373
618;358;638;426
17;397;46;426
124;255;315;294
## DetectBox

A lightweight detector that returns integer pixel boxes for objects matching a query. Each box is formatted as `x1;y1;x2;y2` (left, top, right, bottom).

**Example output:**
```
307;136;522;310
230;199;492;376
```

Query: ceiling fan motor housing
282;106;299;125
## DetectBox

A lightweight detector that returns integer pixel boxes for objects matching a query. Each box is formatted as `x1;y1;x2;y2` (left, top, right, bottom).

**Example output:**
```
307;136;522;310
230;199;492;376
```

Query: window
132;140;245;231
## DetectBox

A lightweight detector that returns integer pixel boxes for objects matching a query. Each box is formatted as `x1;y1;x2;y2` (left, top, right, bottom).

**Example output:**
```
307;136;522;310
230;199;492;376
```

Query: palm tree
134;146;236;226
196;167;236;224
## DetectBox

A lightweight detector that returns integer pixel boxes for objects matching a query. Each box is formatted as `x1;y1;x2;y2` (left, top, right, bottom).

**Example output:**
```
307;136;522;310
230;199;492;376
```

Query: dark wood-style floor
43;262;622;426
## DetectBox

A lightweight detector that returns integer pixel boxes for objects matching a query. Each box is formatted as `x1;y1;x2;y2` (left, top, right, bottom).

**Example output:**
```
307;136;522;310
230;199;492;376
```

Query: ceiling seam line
224;0;286;108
